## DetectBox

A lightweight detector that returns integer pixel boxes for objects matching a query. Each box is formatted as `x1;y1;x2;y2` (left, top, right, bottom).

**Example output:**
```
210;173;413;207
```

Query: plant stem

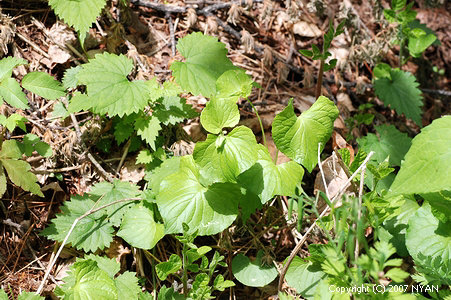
182;243;188;298
246;98;267;148
315;59;324;99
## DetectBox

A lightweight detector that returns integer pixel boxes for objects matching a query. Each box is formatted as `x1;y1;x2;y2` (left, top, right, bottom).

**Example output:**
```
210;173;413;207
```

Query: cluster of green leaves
0;57;56;198
299;20;345;71
0;289;43;300
156;224;234;299
372;0;439;126
41;31;340;298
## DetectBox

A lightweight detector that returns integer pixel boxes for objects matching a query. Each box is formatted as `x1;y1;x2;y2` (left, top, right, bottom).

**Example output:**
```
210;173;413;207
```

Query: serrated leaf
153;96;197;126
284;257;325;299
0;78;29;109
374;69;423;125
67;92;92;113
50;101;69;119
156;155;240;235
117;204;164;249
1;113;28;132
19;134;53;157
232;251;278;287
115;271;141;300
77;53;151;117
136;149;153;164
21;71;66;100
89;179;141;227
373;63;392;80
60;260;117;300
41;195;114;252
406;204;451;268
193;126;258;183
49;0;107;41
156;254;182;281
390;116;451;195
16;292;44;300
272;96;338;172
357;125;411;166
0;57;27;81
200;98;240;134
134;116;161;150
170;32;237;97
62;65;82;90
114;118;135;145
0;141;43;197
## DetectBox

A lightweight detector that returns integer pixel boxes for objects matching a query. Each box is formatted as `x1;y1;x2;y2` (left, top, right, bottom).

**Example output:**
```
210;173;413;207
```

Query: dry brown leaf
293;21;322;37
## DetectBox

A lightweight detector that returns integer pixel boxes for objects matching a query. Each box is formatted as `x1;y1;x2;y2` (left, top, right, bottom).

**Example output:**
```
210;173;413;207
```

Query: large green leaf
193;126;258;183
49;0;107;42
89;179;141;226
357;125;412;166
0;140;43;197
77;53;151;117
0;78;29;109
408;29;436;57
200;98;240;134
170;32;237;97
156;156;240;235
60;260;117;300
272;96;338;172
41;195;114;252
215;69;253;102
22;71;66;100
284;257;325;299
232;251;278;287
374;69;423;125
117;204;164;249
238;145;303;203
406;204;451;267
390;116;451;195
0;56;27;81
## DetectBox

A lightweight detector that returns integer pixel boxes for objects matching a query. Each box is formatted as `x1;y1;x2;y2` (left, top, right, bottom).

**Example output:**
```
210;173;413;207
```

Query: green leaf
284;257;325;299
215;69;253;102
21;71;66;100
238;145;303;203
408;20;441;46
153;96;197;126
408;32;436;57
0;140;43;197
299;49;313;58
200;98;240;134
232;250;278;287
149;156;181;194
0;78;29;109
391;0;406;11
67;92;92;113
60;260;117;300
134;116;161;150
62;65;82;90
170;32;237;97
77;53;151;117
406;204;451;283
156;254;182;281
89;179;141;227
373;63;392;80
19;134;53;157
156;155;240;235
272;96;339;172
0;289;7;300
0;57;27;81
385;268;410;282
49;0;107;42
1;113;28;132
390;116;451;195
115;271;141;300
357;125;411;166
117;204;164;249
213;275;235;291
83;254;120;278
193;126;258;184
41;195;114;252
374;69;423;125
50;101;69;119
16;292;44;300
157;286;184;300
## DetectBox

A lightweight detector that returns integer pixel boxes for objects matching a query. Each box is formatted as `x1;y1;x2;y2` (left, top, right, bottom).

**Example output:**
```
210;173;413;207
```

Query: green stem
246;98;267;148
315;59;324;99
182;243;188;298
